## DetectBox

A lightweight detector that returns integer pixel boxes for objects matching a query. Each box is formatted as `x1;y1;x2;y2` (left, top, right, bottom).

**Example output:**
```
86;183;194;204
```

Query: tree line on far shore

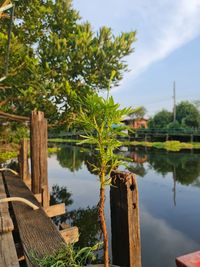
148;100;200;129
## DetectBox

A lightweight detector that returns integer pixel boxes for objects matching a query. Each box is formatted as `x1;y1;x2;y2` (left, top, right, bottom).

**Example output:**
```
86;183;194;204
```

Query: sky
73;0;200;116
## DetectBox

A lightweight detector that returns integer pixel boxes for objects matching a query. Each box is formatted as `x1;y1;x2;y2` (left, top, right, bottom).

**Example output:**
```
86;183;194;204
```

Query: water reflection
48;144;200;267
56;145;200;186
50;184;101;248
141;207;199;267
128;148;200;186
56;146;88;172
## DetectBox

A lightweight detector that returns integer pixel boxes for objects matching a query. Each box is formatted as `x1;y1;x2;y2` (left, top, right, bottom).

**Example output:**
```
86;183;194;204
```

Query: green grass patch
31;243;101;267
128;140;200;151
0;145;61;163
0;151;18;162
48;147;61;154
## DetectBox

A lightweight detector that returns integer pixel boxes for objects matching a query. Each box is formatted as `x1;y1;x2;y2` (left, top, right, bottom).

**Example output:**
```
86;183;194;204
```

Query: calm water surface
48;145;200;267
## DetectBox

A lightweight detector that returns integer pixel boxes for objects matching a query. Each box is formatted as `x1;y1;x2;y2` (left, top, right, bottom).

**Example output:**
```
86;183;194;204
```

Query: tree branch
0;110;30;122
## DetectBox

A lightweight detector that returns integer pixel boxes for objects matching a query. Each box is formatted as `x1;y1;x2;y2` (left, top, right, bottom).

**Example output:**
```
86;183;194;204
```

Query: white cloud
74;0;200;100
128;0;200;77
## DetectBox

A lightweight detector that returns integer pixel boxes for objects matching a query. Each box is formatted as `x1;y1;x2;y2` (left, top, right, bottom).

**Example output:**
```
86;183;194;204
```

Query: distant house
122;116;148;129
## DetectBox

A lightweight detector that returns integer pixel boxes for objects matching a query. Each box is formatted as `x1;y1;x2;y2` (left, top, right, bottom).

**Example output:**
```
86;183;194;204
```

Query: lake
48;144;200;267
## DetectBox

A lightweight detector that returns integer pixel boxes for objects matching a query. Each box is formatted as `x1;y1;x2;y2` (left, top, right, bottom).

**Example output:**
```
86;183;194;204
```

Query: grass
48;147;61;154
31;243;100;267
0;151;18;162
1;139;200;162
0;146;61;162
125;140;200;151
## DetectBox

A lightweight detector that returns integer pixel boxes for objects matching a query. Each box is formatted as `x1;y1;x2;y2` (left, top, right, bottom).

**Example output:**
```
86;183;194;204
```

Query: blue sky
73;0;200;116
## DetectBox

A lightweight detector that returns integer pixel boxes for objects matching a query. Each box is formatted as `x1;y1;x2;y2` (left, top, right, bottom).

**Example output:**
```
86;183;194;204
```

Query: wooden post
110;171;141;267
30;111;49;208
19;138;30;184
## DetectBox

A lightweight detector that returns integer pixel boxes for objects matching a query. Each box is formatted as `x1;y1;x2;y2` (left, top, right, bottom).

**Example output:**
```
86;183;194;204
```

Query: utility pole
173;81;176;122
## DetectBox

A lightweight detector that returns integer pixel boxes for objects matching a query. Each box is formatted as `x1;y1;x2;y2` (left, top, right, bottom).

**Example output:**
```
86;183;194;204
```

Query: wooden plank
34;193;42;203
0;173;19;267
0;232;19;267
60;226;79;244
3;172;66;265
44;203;65;218
0;174;13;233
0;111;29;122
0;3;12;13
110;171;141;267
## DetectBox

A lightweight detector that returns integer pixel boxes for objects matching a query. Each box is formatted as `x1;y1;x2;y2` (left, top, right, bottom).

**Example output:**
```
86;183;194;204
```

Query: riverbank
0;145;61;163
125;140;200;151
1;140;200;162
49;138;200;152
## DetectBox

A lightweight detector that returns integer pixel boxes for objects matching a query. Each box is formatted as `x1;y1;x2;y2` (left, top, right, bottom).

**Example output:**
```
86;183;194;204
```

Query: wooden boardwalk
0;173;19;267
0;171;68;266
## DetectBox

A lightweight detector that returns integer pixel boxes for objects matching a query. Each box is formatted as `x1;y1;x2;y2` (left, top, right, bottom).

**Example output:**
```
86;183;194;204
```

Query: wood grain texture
110;171;141;267
0;110;29;122
19;139;30;183
44;203;65;218
0;173;13;233
0;173;19;267
3;172;65;266
60;226;79;244
30;111;49;208
0;232;20;267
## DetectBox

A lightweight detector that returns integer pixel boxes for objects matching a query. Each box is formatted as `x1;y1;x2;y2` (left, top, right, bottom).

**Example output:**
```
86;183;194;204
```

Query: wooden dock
0;171;78;266
0;172;19;267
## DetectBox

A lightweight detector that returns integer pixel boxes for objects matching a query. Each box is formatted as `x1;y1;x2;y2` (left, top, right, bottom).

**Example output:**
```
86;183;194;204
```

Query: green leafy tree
176;101;200;128
75;90;133;267
131;106;147;119
148;109;172;129
0;0;136;125
167;120;181;129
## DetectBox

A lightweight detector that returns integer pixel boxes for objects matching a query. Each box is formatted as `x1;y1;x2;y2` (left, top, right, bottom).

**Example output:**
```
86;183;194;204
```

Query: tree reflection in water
55;145;200;208
50;185;101;248
50;144;200;266
56;145;89;172
127;147;200;186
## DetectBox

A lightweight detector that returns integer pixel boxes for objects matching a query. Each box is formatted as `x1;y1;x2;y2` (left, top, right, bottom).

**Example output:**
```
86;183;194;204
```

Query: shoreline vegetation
1;139;200;162
0;145;61;163
49;138;200;151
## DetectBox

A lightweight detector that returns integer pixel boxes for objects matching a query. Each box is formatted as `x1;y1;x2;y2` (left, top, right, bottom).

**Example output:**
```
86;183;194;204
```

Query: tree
148;110;172;129
75;91;133;267
0;0;136;124
193;100;200;111
129;106;147;119
176;101;200;128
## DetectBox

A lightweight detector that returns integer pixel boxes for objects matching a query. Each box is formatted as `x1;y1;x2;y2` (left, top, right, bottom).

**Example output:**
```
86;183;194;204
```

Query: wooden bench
3;172;66;267
0;173;19;267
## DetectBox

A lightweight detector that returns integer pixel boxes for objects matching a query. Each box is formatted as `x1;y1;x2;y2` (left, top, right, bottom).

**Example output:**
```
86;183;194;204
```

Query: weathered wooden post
30;111;49;208
18;138;30;186
110;171;141;267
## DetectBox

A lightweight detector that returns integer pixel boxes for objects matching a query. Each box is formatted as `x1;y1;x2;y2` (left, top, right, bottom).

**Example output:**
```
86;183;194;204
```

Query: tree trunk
99;186;109;267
